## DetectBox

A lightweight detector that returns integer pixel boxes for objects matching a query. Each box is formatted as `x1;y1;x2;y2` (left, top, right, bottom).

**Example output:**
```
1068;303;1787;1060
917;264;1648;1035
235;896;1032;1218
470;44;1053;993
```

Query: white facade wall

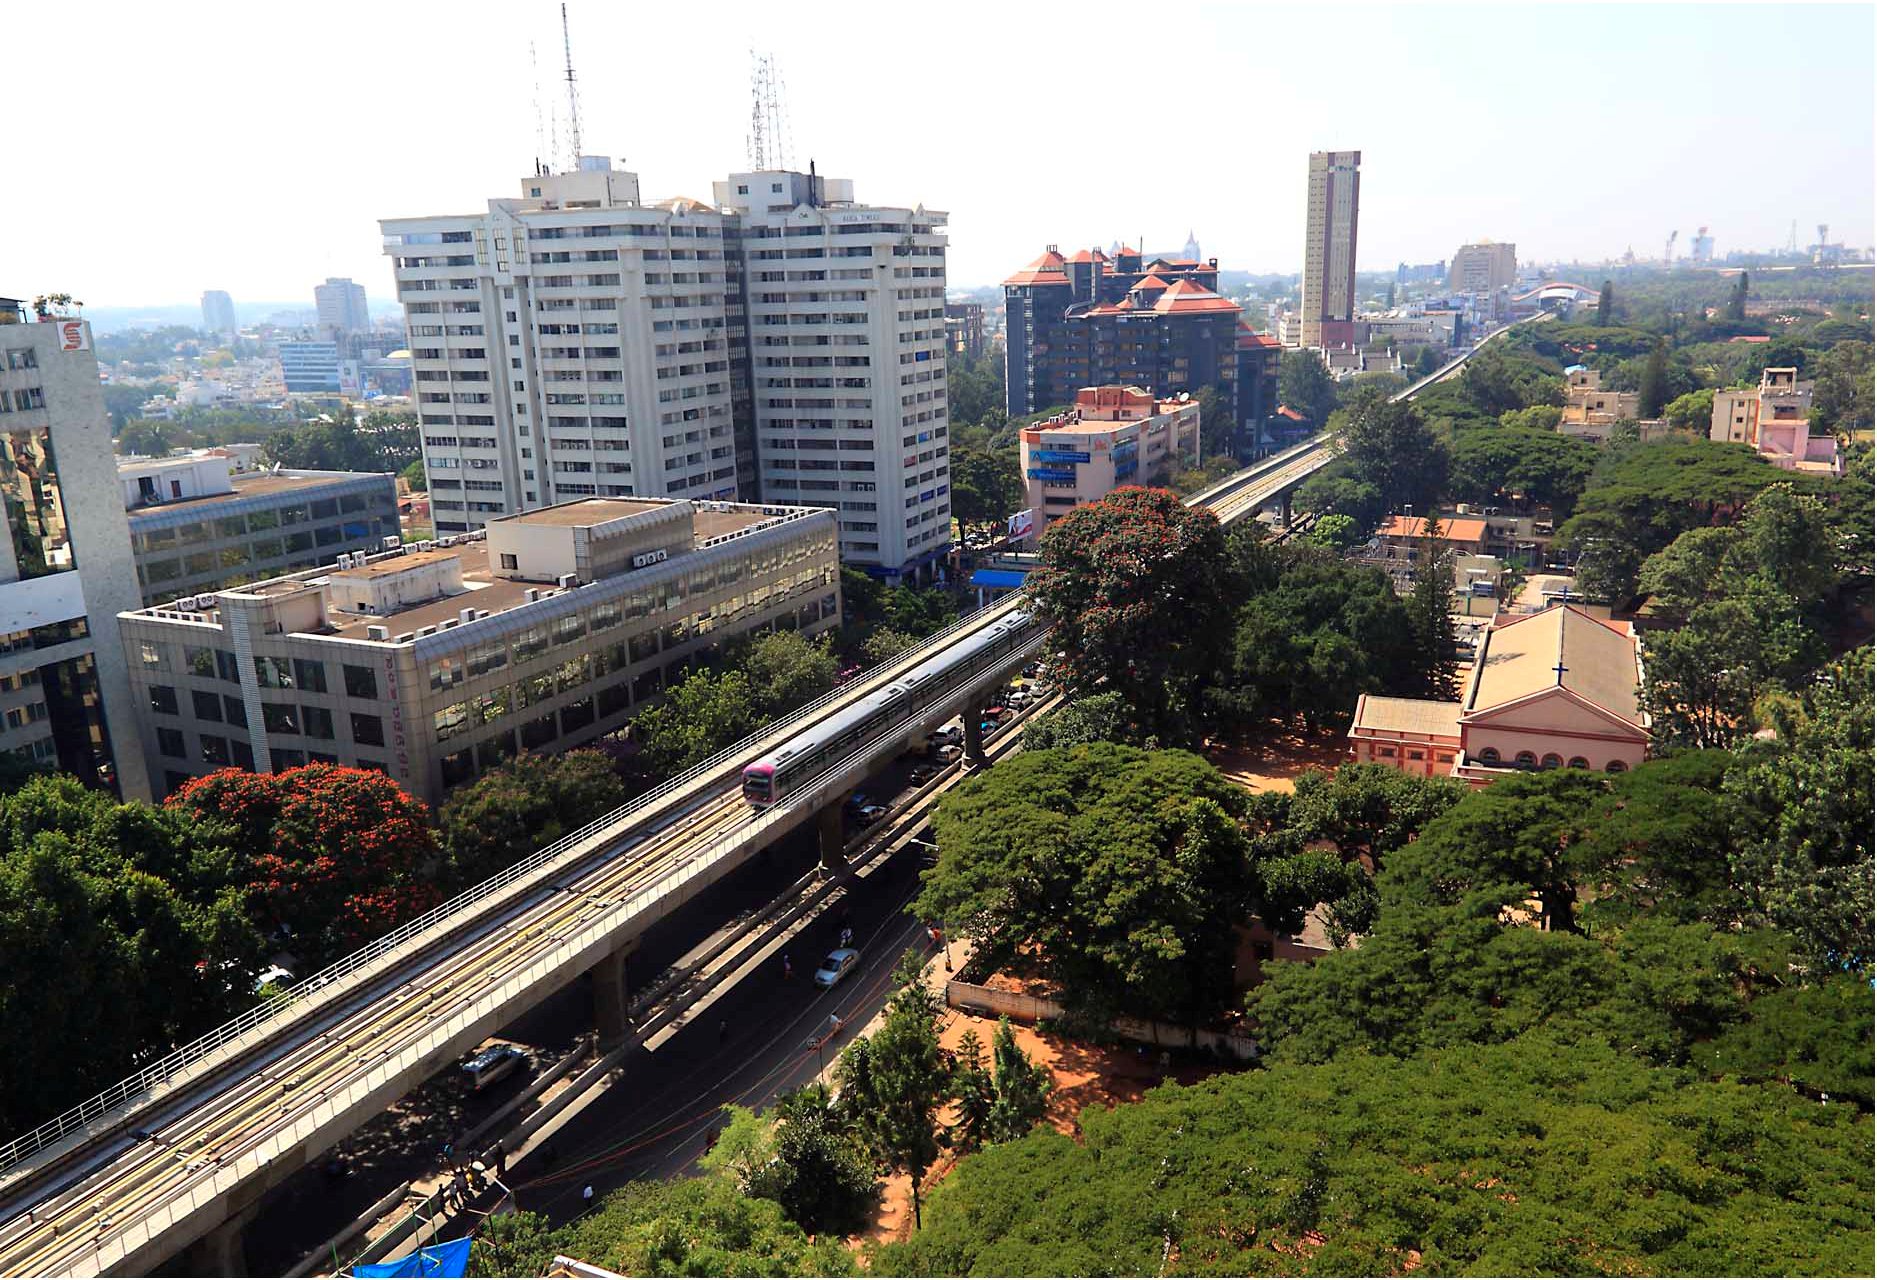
716;171;952;578
383;164;739;536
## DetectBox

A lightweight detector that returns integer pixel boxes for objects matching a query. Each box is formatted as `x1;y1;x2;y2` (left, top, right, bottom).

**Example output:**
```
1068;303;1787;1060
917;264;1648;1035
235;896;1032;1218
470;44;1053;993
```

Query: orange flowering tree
168;764;441;963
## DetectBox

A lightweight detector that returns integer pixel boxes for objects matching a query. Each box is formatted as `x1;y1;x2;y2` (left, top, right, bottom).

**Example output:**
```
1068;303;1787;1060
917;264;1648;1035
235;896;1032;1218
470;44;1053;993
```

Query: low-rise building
1348;604;1648;786
1558;367;1639;440
117;496;840;805
1363;515;1490;587
1710;367;1840;474
1018;386;1201;537
122;454;399;606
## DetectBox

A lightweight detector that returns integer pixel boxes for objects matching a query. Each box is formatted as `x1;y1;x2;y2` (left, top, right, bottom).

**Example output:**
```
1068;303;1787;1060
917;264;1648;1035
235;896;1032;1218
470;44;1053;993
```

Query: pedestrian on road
493;1145;506;1180
718;1018;729;1044
839;926;853;949
782;953;793;981
582;1184;595;1212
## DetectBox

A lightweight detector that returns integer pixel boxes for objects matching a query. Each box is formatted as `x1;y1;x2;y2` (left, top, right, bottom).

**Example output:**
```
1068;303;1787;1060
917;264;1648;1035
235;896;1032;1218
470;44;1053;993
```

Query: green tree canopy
437;749;626;889
735;630;838;719
1278;349;1339;425
1447;426;1596;514
1328;385;1447;517
921;745;1265;1023
873;1033;1873;1277
1027;487;1233;738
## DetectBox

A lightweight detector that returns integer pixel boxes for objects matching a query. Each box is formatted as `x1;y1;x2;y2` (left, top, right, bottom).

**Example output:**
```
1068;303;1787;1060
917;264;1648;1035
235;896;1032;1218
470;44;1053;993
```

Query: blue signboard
1032;449;1092;464
1027;467;1076;482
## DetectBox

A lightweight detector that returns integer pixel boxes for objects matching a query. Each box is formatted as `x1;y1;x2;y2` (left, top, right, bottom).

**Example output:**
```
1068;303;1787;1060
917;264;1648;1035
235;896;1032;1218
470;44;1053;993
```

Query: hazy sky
8;2;1872;308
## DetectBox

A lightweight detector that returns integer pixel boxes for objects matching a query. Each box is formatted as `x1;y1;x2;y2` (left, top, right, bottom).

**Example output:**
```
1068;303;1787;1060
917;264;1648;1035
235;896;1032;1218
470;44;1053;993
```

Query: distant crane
1663;229;1678;266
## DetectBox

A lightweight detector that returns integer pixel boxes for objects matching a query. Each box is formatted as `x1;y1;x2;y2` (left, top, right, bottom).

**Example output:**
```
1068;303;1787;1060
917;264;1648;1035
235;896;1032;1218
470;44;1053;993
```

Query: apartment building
117;496;839;806
1301;151;1361;350
121;453;398;605
382;158;743;536
1018;386;1200;536
0;299;152;798
1448;241;1518;294
715;169;952;581
1558;366;1640;441
1002;244;1276;453
315;277;371;339
1710;367;1840;474
279;341;342;394
201;290;237;335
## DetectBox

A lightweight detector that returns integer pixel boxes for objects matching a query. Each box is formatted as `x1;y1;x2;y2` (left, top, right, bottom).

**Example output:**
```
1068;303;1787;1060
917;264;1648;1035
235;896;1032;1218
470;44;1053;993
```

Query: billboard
57;320;89;352
1007;508;1036;541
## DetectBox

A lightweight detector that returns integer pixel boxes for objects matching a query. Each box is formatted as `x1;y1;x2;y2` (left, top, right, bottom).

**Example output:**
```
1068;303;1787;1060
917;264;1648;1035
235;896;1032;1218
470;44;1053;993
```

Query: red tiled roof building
1002;242;1279;453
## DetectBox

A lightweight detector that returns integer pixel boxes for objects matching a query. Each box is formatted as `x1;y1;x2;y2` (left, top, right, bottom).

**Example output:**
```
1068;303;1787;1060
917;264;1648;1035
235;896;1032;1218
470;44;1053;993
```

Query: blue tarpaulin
970;569;1028;590
354;1237;472;1278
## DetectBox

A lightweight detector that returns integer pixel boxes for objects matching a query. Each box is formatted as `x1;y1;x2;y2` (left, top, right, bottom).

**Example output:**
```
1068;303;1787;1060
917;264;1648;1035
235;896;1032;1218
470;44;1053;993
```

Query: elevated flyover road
0;315;1540;1276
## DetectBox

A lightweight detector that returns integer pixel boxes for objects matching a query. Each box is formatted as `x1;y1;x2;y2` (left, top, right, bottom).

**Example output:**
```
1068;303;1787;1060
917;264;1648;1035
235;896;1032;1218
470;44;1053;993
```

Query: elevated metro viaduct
0;319;1532;1276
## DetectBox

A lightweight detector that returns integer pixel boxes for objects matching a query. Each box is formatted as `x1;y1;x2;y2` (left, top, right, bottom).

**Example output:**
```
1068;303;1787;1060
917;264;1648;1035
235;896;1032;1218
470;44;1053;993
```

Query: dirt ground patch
854;1006;1225;1247
1206;722;1348;793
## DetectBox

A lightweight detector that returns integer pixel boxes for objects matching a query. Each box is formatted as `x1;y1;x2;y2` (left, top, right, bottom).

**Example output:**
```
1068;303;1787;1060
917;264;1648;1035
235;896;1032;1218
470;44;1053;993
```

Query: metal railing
0;594;1021;1178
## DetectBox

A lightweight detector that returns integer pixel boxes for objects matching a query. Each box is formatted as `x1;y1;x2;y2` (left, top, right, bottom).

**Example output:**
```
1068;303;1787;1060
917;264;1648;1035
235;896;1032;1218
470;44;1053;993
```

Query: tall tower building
201;289;236;335
715;169;952;581
382;158;740;534
314;277;371;339
1301;150;1361;349
0;298;152;800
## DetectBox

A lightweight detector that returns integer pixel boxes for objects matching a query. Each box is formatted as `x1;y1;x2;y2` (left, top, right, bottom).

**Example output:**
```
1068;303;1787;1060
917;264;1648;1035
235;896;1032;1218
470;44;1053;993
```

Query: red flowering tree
167;764;440;963
1026;486;1235;740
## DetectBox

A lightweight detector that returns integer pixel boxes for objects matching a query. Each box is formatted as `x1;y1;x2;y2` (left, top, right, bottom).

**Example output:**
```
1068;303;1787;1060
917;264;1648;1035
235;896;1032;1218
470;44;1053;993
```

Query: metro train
742;609;1041;807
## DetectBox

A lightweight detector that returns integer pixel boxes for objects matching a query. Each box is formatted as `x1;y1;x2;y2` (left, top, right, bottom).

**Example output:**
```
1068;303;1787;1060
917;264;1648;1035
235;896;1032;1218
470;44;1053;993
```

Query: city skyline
5;2;1872;307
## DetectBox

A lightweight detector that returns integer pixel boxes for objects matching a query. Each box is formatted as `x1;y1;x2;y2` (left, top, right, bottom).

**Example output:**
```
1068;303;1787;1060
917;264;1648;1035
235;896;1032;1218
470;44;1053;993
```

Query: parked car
842;793;872;821
926;725;964;748
851;803;889;827
253;965;295;994
461;1043;527;1092
906;763;939;786
933;744;964;764
814;948;861;989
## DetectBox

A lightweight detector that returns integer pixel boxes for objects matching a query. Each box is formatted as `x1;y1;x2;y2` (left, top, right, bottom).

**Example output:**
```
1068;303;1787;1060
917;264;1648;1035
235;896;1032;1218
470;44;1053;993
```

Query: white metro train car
742;610;1039;807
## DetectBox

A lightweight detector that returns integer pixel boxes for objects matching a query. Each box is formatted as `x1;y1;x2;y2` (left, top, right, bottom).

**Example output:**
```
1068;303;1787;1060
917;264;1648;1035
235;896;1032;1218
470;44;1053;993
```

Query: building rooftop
329;548;459;579
1350;694;1462;738
1465;605;1642;727
125;468;385;517
502;498;670;527
1378;515;1489;543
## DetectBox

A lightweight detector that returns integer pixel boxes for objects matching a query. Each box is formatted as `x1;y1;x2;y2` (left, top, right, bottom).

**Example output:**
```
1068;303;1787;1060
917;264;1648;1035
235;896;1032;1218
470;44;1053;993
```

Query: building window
1478;747;1501;764
201;735;230;767
1515;751;1538;768
293;659;328;693
270;747;306;771
262;702;300;735
191;690;224;722
1605;759;1628;774
1377;745;1396;758
139;642;168;670
302;706;336;740
254;656;294;689
1540;753;1563;770
223;694;247;728
156;727;187;758
434;701;470;741
343;664;378;700
1568;756;1589;770
150;685;179;715
352;713;385;746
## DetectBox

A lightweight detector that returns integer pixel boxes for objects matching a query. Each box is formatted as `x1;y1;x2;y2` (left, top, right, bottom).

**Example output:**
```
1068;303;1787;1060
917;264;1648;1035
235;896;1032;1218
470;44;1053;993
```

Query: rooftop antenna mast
748;52;792;171
529;41;546;176
561;2;583;167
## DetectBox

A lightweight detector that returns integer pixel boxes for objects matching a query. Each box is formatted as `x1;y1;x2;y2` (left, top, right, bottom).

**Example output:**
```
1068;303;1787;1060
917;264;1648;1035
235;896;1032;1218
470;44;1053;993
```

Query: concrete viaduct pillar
817;802;848;877
1280;489;1293;527
179;1204;257;1276
591;942;637;1048
961;703;987;765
